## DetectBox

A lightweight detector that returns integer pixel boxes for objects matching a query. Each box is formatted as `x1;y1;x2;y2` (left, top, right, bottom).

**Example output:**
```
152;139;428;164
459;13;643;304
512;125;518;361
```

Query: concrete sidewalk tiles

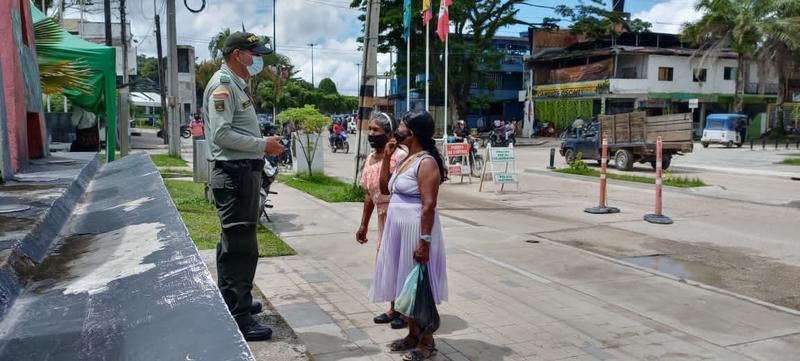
256;183;800;361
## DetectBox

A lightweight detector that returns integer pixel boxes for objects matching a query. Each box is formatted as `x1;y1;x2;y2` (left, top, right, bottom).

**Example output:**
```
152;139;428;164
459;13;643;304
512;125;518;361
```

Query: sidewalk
257;183;800;360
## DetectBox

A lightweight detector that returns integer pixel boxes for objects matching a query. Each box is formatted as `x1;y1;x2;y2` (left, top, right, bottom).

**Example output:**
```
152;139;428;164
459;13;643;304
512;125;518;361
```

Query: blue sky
61;0;702;96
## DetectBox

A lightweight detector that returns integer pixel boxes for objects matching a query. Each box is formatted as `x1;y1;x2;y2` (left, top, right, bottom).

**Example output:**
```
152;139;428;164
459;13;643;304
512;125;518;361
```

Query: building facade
526;31;785;135
0;0;46;180
62;19;137;80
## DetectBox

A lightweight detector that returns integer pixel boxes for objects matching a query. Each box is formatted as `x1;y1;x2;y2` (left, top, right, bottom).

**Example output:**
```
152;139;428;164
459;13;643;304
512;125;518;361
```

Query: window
177;48;190;73
724;67;736;80
693;68;707;82
658;67;674;81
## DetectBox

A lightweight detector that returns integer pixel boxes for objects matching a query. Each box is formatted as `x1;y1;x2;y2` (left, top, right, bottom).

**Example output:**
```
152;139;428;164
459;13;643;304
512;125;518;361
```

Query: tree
682;0;762;113
209;29;232;61
137;55;160;82
555;0;652;38
755;0;800;133
351;0;527;122
318;78;338;94
276;105;329;176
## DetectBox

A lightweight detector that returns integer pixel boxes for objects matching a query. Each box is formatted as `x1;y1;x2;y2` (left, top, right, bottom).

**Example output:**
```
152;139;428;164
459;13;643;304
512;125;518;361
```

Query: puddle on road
618;255;720;285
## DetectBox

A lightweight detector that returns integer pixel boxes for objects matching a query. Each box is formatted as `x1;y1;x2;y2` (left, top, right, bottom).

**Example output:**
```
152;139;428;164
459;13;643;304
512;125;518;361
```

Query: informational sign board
689;98;699;109
479;143;519;193
445;142;471;184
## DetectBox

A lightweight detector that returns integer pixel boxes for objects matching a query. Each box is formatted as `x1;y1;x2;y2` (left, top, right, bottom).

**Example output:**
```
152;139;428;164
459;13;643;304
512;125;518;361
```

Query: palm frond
38;60;94;95
34;17;94;96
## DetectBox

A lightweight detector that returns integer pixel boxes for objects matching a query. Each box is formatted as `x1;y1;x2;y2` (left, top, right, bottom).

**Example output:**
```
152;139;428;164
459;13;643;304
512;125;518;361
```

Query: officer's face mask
238;51;264;76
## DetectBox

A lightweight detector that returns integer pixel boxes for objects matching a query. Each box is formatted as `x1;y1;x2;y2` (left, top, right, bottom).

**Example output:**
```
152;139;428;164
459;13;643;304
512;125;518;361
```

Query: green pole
106;68;117;161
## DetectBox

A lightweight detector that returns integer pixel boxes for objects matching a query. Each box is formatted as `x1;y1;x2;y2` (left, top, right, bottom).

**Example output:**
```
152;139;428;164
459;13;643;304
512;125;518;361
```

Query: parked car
701;113;747;148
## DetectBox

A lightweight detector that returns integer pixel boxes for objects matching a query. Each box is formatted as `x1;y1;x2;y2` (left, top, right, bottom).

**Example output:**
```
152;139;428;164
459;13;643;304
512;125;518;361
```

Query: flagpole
444;33;448;139
407;33;411;111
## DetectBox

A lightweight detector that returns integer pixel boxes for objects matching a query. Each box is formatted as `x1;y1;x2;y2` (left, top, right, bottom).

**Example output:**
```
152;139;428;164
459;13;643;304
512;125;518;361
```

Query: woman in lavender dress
369;110;448;360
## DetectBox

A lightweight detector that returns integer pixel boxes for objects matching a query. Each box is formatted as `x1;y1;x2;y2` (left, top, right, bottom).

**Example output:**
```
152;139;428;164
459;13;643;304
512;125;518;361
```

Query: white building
176;45;197;124
62;19;137;78
526;31;782;134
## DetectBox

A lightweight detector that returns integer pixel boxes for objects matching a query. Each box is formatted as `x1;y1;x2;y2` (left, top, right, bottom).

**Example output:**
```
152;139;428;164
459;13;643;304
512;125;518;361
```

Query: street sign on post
689;98;699;109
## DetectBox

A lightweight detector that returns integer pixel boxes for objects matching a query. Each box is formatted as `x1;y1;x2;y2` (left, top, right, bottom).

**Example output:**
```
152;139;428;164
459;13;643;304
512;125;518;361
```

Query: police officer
202;31;284;341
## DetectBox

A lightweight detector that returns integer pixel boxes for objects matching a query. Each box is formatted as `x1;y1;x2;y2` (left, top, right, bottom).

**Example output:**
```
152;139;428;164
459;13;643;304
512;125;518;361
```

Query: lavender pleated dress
369;155;448;304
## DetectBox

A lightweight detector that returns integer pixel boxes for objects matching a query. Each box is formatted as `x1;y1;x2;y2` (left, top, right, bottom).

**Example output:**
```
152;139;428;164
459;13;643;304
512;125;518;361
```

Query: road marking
460;248;552;284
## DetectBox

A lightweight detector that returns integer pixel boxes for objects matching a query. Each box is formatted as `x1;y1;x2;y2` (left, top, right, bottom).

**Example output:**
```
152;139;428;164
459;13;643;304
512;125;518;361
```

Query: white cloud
632;0;704;34
62;0;377;96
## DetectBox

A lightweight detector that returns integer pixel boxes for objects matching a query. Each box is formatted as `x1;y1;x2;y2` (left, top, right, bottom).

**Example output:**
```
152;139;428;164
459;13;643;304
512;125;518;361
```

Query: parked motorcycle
259;155;279;222
331;133;350;153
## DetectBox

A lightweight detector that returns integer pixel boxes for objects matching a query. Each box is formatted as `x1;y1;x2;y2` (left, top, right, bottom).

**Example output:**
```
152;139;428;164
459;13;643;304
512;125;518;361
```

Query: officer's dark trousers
210;160;263;326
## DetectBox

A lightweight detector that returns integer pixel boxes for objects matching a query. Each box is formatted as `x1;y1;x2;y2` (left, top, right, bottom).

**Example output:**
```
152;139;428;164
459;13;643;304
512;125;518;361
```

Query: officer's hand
264;136;284;156
384;139;398;158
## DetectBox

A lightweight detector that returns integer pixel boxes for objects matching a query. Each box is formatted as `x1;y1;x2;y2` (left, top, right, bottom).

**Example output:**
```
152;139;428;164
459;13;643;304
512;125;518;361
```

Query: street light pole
308;43;316;87
273;0;277;123
167;0;180;157
355;62;361;99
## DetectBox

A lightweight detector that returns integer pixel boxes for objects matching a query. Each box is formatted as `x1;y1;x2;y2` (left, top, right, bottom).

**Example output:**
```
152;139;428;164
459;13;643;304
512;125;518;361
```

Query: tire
614;149;633;171
726;141;734;148
649;154;672;170
470;156;484;177
702;142;709;148
564;149;576;164
344;142;350;154
737;142;743;148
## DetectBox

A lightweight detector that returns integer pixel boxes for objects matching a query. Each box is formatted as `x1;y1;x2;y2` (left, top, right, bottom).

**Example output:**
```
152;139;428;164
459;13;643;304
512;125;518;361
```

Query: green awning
31;5;117;161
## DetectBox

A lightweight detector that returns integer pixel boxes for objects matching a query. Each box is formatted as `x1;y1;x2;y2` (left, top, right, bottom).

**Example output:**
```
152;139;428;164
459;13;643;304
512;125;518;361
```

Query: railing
745;82;779;94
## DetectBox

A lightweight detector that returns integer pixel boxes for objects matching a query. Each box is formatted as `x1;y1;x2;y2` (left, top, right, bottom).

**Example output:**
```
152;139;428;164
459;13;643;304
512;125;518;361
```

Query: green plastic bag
395;264;421;315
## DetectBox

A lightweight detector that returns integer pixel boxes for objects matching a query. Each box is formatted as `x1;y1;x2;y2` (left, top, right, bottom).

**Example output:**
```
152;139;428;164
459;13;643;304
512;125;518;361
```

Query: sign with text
490;147;515;161
448;165;470;176
446;143;471;157
689;98;699;109
493;173;518;184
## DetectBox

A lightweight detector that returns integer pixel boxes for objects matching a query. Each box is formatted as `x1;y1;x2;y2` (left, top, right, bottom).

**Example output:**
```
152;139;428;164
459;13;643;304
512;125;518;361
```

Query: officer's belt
214;159;265;173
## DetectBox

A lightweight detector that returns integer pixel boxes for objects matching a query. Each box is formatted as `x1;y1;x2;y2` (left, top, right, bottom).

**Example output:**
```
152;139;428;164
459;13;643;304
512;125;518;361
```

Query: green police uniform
203;63;265;328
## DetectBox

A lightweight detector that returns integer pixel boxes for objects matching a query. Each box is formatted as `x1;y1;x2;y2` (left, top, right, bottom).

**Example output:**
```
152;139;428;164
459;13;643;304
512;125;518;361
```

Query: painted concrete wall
0;0;46;178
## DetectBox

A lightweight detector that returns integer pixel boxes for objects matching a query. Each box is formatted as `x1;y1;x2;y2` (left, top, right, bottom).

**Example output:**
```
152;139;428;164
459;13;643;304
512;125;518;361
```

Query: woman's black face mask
368;134;388;148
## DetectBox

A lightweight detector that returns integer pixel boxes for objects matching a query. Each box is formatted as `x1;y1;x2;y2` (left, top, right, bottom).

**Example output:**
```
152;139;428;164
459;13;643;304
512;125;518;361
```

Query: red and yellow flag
422;0;432;26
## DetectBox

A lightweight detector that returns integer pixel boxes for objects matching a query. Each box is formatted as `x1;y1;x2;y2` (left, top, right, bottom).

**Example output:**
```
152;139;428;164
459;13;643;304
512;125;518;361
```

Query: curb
0;154;102;320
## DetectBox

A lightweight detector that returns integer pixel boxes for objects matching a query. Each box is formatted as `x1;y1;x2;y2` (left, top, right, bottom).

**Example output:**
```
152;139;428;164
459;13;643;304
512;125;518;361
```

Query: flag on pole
437;0;451;41
422;0;433;26
403;0;412;41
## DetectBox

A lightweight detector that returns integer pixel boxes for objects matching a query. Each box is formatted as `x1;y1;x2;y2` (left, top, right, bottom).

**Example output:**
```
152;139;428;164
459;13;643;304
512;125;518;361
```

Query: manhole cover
0;204;31;214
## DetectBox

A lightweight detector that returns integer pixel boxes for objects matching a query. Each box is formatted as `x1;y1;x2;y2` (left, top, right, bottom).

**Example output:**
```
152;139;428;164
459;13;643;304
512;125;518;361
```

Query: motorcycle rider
330;121;345;148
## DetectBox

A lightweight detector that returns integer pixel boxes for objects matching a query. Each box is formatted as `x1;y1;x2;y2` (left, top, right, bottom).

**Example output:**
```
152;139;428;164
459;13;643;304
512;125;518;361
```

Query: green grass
163;180;295;257
779;158;800;166
556;168;707;188
159;168;194;176
150;154;188;167
278;173;365;202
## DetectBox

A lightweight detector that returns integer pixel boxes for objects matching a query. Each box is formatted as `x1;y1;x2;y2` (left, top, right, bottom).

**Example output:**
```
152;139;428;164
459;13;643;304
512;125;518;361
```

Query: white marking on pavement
460;248;552;284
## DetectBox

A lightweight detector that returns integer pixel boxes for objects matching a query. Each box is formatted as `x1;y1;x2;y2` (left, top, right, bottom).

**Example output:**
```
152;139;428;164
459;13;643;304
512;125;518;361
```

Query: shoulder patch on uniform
212;88;230;99
241;99;252;109
214;99;226;112
220;75;231;83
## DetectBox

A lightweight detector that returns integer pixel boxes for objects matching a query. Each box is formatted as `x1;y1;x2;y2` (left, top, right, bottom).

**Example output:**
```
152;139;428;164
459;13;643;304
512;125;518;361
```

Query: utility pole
355;62;361;99
119;0;130;156
155;14;168;145
308;43;316;88
167;0;180;157
353;0;380;184
103;0;111;46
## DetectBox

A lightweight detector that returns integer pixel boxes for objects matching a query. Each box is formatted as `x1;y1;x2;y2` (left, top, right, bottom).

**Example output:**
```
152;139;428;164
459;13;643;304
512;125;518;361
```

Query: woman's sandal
401;343;437;361
389;335;419;352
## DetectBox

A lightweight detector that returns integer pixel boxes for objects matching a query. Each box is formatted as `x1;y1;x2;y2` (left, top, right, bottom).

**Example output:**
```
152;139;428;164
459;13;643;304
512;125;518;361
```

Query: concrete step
0;153;252;360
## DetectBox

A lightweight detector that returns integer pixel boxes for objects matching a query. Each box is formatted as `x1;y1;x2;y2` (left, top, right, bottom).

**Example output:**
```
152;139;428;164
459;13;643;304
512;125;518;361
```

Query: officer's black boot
250;300;263;315
239;319;273;341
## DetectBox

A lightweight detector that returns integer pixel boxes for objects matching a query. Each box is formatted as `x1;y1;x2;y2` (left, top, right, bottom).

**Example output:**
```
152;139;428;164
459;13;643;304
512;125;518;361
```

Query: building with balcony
525;31;785;134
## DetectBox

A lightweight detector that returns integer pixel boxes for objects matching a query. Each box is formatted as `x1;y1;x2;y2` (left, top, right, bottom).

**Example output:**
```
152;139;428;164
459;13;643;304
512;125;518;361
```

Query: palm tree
756;0;800;133
208;29;232;60
682;0;762;113
34;16;92;95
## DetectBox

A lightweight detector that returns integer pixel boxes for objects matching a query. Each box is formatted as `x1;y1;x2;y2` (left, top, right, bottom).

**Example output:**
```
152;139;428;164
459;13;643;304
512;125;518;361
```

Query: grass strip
150;154;188;167
277;173;365;202
163;179;295;257
556;168;707;188
778;158;800;166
